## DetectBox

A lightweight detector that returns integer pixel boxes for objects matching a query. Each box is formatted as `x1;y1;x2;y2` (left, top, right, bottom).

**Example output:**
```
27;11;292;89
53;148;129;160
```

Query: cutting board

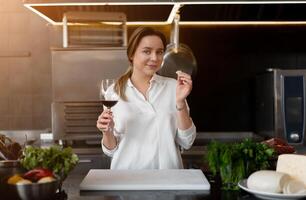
79;169;210;191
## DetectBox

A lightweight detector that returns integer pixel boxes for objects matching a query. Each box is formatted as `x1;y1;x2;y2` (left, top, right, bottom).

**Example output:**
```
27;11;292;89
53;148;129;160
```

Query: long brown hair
114;27;167;101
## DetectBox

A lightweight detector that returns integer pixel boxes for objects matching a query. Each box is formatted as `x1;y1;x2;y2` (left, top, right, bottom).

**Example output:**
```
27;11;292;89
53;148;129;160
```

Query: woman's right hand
97;109;115;135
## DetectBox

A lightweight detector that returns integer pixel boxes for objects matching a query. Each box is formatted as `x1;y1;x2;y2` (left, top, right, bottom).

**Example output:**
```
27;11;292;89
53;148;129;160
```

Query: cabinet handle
79;159;92;163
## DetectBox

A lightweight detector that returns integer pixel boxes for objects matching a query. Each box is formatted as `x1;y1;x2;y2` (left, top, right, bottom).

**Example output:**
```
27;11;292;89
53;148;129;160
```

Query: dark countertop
62;172;261;200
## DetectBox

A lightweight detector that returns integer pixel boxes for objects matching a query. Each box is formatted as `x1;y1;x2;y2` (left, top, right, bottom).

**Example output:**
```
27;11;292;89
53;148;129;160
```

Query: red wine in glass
101;100;118;109
100;79;118;110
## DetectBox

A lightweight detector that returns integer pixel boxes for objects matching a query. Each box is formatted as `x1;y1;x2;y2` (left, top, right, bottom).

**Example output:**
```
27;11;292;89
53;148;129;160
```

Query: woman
96;27;196;169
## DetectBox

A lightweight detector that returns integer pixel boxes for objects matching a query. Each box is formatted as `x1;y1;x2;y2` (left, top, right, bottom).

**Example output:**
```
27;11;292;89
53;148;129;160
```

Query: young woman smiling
96;27;196;169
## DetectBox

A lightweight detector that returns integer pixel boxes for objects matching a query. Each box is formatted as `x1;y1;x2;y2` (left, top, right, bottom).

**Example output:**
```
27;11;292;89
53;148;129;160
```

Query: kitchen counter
62;172;260;200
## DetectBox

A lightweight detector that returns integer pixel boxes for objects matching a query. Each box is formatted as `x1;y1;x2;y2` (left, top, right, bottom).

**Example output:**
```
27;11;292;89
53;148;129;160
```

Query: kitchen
1;0;306;199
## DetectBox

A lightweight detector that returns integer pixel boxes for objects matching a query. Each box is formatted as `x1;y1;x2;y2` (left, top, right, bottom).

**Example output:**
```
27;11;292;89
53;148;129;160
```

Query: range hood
23;0;306;25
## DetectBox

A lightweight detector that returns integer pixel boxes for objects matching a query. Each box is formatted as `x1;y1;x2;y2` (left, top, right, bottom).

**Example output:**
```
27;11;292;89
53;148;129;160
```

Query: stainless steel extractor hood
62;11;128;47
23;0;306;25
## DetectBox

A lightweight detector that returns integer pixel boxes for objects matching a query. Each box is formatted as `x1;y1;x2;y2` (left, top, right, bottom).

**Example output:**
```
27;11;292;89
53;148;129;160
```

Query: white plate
238;179;306;200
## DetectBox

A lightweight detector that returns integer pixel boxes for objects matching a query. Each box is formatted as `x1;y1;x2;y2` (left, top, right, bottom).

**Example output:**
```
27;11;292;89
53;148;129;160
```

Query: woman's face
131;35;164;78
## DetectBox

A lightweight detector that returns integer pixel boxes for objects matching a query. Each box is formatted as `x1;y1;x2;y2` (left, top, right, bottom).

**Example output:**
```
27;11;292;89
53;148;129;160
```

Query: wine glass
99;79;119;110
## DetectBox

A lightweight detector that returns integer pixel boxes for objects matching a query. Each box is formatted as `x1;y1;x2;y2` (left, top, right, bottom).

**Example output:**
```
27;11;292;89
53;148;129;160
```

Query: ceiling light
179;21;306;25
24;2;175;6
179;1;306;4
24;1;306;26
24;4;56;24
126;21;169;25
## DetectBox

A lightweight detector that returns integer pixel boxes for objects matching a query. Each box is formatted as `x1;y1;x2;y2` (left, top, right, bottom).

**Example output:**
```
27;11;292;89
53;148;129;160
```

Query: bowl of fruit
7;168;59;200
6;145;78;200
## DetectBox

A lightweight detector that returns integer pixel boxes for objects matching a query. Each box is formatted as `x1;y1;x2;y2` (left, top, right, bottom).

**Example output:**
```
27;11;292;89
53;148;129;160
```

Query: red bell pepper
23;168;53;182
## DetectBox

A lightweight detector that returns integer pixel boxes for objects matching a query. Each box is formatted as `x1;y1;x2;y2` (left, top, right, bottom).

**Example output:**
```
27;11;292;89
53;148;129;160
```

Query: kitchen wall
129;25;306;132
180;26;306;132
0;0;51;130
2;0;306;132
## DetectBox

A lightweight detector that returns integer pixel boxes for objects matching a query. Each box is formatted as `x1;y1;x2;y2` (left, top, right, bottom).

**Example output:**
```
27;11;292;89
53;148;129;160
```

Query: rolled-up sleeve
101;139;118;157
175;122;196;150
101;129;121;157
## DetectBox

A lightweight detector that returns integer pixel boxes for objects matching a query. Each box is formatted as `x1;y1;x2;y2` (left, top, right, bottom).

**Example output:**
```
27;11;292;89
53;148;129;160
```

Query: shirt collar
127;73;162;88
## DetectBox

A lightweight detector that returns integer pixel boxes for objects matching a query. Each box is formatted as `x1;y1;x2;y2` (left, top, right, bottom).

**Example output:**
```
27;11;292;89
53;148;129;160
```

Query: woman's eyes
143;50;151;55
157;50;164;55
142;50;164;55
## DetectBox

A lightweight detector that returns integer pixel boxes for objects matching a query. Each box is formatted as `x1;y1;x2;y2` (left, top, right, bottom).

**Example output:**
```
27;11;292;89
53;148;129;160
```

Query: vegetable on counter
7;168;55;185
206;139;275;190
262;138;296;154
7;174;24;184
20;145;79;185
23;168;53;182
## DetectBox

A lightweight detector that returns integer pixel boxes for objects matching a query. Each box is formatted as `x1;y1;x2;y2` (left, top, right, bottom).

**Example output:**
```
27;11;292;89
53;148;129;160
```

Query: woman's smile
147;64;159;69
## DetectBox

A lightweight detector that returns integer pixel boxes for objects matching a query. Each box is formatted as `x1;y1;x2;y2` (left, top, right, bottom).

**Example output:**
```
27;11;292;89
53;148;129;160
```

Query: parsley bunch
20;145;79;180
206;139;275;190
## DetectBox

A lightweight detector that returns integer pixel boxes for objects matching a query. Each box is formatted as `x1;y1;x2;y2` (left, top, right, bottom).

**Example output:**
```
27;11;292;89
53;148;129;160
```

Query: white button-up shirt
101;74;196;169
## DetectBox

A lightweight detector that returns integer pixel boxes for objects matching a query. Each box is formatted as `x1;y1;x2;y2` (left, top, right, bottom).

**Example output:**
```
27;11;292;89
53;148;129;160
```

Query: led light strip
24;1;306;26
179;1;306;4
50;21;306;26
24;4;56;24
24;3;174;25
23;0;306;6
179;21;306;25
23;2;175;6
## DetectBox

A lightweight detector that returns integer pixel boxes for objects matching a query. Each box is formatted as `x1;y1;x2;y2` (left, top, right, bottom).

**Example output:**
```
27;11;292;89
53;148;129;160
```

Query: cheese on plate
283;179;306;194
276;154;306;187
247;170;290;193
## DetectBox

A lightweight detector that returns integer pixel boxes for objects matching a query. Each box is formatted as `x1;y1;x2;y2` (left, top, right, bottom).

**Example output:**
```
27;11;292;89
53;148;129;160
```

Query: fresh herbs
206;139;275;190
20;145;79;180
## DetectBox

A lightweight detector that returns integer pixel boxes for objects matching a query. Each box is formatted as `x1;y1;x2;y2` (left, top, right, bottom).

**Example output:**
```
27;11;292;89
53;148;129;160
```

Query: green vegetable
20;145;79;181
206;139;275;190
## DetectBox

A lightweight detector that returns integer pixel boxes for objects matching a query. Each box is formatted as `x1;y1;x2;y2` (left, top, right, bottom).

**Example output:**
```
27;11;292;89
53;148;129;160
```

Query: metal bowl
0;160;25;179
9;178;60;200
0;160;26;199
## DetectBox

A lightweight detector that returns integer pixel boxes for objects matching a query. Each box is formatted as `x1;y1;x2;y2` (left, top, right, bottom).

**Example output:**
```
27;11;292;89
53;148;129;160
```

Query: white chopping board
79;169;210;191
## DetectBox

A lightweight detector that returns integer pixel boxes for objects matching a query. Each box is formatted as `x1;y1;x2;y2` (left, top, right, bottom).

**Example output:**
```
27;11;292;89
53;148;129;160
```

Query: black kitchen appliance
256;69;306;145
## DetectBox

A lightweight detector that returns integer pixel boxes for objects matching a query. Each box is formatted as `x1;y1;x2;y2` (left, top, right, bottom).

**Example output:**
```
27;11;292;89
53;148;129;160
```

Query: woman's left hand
176;70;193;103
